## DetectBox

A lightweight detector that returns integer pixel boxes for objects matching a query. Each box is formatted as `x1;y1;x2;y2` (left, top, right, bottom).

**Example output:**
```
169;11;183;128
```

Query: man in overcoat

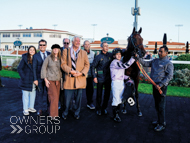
61;36;89;120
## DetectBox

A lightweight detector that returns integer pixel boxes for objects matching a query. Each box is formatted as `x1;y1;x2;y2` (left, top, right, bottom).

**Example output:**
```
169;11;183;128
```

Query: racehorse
122;27;146;116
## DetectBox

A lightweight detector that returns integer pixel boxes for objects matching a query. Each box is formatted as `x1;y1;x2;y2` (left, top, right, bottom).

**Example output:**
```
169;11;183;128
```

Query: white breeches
111;80;125;106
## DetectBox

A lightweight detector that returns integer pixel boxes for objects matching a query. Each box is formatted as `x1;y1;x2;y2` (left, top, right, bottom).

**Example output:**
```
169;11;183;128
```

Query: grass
138;83;190;97
0;70;189;97
0;70;20;79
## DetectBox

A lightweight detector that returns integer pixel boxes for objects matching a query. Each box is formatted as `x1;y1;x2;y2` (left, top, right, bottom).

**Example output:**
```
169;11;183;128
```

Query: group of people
17;36;173;132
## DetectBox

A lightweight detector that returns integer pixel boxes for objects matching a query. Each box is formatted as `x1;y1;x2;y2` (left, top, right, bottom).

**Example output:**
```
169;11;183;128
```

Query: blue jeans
22;90;36;112
63;89;82;116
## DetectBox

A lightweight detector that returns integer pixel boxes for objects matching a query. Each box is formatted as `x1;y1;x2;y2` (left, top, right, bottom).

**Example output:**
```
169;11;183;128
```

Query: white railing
0;54;21;66
0;49;15;55
171;60;190;64
144;59;190;64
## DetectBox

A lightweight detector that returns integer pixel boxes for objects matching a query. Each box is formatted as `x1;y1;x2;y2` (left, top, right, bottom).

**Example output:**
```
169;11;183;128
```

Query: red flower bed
2;66;11;70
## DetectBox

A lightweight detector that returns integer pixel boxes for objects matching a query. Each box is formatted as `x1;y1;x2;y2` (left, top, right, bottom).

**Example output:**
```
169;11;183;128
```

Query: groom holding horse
137;36;173;131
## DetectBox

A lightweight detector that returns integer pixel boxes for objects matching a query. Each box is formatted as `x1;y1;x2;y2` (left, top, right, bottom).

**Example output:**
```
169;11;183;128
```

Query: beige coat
61;48;89;89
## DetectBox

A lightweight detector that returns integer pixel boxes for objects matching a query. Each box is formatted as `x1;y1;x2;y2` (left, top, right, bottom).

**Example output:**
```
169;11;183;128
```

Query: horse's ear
138;27;142;34
132;27;136;34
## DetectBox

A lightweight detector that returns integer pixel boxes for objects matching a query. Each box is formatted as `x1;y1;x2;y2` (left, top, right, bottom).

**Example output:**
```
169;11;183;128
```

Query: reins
136;60;163;95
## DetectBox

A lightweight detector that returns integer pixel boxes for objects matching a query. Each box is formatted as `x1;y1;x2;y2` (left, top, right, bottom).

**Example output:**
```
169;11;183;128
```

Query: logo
10;116;60;134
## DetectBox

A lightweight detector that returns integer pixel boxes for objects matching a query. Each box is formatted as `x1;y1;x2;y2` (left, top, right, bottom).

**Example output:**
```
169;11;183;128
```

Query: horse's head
127;27;146;58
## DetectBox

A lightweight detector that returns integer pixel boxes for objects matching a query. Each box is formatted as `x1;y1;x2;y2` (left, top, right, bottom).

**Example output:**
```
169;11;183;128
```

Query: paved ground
0;77;190;143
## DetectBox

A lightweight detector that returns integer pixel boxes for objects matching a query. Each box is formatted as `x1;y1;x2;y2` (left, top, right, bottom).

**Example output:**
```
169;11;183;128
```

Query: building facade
0;28;82;51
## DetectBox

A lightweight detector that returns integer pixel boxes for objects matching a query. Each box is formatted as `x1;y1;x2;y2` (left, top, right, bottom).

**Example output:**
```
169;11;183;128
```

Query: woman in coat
18;46;37;115
41;44;62;120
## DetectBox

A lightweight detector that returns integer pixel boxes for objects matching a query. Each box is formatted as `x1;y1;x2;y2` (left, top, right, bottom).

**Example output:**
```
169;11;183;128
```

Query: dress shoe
37;110;42;116
101;109;108;115
138;111;142;116
62;114;67;120
113;114;121;123
96;110;101;116
152;121;166;126
87;103;95;110
0;84;5;87
154;124;165;131
121;109;127;114
74;115;80;120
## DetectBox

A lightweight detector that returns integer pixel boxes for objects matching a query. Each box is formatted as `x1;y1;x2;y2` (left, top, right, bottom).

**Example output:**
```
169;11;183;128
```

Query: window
13;33;20;37
34;33;42;37
69;36;74;42
3;33;10;37
5;45;9;50
23;33;31;37
49;34;61;38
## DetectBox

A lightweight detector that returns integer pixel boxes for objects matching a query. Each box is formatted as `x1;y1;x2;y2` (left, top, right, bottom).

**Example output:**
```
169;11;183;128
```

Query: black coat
32;51;50;89
91;51;113;83
17;53;35;91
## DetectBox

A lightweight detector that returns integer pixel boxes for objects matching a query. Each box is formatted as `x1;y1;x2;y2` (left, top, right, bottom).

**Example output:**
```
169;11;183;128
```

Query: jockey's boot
121;102;127;114
112;105;121;123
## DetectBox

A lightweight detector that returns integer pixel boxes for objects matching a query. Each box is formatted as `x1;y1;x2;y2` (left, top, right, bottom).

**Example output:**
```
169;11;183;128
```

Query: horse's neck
123;48;132;63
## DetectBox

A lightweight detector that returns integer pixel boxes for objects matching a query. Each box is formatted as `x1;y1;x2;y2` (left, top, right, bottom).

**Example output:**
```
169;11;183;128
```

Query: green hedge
174;54;190;70
169;68;190;87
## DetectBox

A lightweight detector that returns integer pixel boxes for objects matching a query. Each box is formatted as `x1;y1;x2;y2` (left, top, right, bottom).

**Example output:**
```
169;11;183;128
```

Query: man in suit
0;56;5;87
61;36;89;120
33;39;50;116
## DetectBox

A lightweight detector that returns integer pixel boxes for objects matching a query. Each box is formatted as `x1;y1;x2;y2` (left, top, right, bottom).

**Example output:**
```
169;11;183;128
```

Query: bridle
130;33;143;54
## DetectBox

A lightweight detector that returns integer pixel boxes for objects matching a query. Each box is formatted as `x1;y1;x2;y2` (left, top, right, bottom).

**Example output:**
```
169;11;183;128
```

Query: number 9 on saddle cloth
122;79;136;106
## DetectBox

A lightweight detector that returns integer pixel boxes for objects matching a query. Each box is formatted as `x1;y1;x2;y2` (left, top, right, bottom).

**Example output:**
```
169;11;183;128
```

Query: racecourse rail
0;54;190;65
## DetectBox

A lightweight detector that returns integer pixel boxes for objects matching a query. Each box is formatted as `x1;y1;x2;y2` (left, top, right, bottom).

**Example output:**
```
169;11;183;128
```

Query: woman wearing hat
41;44;62;120
18;46;37;115
110;48;135;122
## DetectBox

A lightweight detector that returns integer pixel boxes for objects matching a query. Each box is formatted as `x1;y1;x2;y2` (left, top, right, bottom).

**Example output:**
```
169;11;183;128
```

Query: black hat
51;44;61;49
112;48;122;55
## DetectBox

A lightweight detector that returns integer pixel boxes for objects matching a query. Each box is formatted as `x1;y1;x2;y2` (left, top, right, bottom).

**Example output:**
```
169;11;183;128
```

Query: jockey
110;48;135;122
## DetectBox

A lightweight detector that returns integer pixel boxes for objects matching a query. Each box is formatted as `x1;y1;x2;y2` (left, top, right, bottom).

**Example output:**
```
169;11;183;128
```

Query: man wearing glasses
60;38;70;52
91;42;113;115
33;39;50;116
59;38;70;113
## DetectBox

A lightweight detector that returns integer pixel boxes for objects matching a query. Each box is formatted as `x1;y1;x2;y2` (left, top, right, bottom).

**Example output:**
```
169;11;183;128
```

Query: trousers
63;89;82;116
86;77;94;105
153;85;168;125
96;80;111;111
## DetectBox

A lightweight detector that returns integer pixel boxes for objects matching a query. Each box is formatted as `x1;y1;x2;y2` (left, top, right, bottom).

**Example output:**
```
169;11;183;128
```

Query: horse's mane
123;34;134;63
